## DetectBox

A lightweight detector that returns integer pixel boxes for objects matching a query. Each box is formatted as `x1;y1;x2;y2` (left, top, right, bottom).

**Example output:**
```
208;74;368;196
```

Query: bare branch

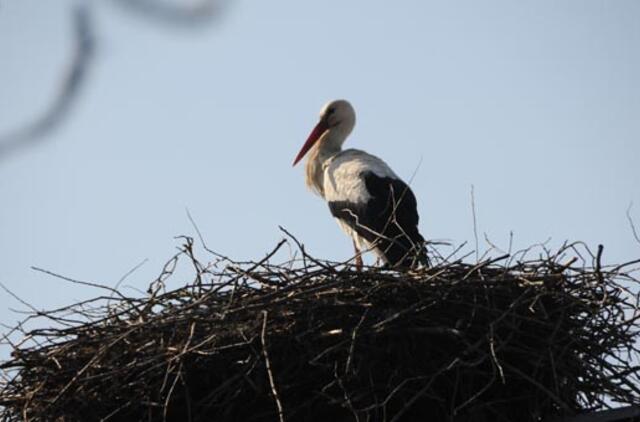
0;5;95;161
471;185;479;261
109;0;227;27
261;311;285;422
627;203;640;246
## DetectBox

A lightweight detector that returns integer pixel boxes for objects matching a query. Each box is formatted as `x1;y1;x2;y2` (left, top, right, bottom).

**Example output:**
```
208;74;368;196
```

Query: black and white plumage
293;99;427;269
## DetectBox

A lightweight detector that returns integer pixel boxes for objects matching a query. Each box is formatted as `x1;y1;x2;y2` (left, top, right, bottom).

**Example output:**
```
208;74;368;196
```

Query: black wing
328;171;426;268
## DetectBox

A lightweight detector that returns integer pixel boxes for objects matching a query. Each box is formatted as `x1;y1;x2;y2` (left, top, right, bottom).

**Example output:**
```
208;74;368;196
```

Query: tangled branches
0;238;639;421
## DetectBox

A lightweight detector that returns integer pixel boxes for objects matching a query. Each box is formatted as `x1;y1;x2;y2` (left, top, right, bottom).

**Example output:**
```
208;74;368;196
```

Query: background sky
0;0;639;359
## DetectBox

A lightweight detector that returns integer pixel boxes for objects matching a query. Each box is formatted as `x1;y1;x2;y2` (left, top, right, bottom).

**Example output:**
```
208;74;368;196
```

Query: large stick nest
1;237;639;422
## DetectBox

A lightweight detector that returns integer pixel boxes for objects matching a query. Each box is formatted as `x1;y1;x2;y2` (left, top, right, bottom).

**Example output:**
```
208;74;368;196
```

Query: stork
293;99;428;269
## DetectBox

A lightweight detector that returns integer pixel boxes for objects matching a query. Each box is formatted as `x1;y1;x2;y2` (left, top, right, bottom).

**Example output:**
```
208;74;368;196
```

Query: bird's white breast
322;149;398;204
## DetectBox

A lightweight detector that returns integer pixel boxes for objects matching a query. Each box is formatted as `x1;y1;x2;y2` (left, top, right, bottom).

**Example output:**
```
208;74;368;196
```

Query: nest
1;237;639;422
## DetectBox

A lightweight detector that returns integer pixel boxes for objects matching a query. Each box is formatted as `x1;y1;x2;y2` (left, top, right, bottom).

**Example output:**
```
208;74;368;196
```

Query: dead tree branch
0;5;95;162
110;0;226;27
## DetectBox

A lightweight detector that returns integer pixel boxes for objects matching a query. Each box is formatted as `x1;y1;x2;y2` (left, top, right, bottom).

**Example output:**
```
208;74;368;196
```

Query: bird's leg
353;240;363;271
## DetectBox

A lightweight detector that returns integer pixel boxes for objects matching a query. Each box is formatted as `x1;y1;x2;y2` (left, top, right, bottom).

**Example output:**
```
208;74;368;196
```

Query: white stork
293;99;428;269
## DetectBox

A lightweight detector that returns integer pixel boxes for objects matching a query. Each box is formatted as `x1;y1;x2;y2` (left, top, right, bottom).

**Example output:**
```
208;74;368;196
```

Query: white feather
323;149;398;204
322;149;400;254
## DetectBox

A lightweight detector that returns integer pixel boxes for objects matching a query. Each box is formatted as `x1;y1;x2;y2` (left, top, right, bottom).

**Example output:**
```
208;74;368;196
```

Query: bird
292;99;428;269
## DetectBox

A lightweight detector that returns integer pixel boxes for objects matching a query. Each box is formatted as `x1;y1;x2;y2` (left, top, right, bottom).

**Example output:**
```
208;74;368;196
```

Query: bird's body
293;100;427;269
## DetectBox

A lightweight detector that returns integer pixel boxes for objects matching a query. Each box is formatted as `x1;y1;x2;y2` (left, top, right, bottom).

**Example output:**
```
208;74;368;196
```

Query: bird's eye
327;108;335;115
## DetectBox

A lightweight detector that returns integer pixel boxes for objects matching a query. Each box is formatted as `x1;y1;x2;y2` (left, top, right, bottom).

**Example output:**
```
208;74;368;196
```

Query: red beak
292;120;329;166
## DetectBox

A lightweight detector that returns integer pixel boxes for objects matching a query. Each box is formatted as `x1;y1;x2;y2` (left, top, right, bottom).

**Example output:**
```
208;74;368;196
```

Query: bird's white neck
305;129;348;197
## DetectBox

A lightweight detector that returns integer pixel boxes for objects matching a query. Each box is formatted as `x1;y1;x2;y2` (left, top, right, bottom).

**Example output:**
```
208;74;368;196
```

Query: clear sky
0;0;639;358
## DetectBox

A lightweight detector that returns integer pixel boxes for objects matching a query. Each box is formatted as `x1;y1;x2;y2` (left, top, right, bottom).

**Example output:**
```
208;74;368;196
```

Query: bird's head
319;99;356;130
293;99;356;166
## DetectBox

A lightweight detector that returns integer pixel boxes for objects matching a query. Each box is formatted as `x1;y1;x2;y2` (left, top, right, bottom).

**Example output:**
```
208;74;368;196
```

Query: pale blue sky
0;0;639;358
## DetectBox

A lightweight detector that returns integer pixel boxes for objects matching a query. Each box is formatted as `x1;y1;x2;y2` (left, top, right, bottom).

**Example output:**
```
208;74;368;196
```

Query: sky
0;0;639;359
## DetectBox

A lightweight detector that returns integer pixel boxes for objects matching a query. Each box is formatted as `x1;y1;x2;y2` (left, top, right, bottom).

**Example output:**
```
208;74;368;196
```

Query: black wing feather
328;171;426;268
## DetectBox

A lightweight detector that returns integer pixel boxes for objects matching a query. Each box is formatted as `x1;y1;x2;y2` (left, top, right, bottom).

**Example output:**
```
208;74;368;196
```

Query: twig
627;203;640;246
471;185;479;261
261;311;285;422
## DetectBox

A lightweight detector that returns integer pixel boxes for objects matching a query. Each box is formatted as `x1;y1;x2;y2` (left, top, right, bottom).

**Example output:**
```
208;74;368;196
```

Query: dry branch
110;0;226;26
0;5;94;162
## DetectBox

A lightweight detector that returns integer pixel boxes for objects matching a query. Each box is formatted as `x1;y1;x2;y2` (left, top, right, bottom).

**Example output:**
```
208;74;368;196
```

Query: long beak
292;120;329;166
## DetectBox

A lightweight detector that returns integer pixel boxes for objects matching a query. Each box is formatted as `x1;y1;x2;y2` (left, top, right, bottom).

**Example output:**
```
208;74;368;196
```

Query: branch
109;0;226;27
0;5;95;162
627;203;640;246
